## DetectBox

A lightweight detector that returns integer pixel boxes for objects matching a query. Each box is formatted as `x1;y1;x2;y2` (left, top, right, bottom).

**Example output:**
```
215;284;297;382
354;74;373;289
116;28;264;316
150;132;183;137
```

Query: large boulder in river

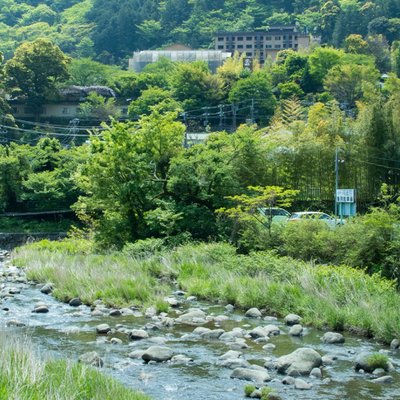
142;346;173;363
321;332;345;344
175;309;207;325
230;368;271;384
284;314;302;326
245;308;262;318
355;353;390;373
128;329;149;340
96;324;111;334
277;348;322;376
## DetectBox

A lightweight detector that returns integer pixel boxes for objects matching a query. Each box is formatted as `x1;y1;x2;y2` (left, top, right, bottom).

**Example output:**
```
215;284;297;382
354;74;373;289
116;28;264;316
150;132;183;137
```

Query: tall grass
0;333;149;400
13;240;400;342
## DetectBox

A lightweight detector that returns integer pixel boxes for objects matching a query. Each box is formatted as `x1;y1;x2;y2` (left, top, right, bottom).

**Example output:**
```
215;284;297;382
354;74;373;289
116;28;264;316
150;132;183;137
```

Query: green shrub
123;238;165;258
366;353;389;370
244;384;256;397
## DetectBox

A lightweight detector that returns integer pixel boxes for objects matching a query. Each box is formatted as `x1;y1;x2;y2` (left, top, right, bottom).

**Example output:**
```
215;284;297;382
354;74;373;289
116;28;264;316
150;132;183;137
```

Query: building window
246;52;252;56
259;36;263;40
283;35;287;40
218;37;224;41
237;36;243;41
237;44;243;49
275;44;281;49
275;36;281;40
289;35;292;39
218;45;224;49
266;36;271;41
246;44;252;49
294;43;298;48
246;36;252;40
283;43;287;48
266;44;272;49
295;36;298;40
231;36;235;41
62;107;69;115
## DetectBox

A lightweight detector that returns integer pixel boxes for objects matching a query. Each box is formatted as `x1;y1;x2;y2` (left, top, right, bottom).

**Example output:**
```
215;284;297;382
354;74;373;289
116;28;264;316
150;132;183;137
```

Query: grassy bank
13;240;400;343
0;333;149;400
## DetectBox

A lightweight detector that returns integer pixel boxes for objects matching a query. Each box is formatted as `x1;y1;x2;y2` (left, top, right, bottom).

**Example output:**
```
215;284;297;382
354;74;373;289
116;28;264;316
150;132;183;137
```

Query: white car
288;211;344;227
258;207;291;223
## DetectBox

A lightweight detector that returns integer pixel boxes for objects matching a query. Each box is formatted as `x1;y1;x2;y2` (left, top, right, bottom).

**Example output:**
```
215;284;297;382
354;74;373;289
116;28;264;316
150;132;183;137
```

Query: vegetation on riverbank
13;240;400;343
0;333;149;400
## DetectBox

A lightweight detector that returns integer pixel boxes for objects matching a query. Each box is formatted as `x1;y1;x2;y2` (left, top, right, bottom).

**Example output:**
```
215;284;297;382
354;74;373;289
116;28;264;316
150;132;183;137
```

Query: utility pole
250;98;254;124
181;112;188;148
232;103;237;131
335;147;339;217
219;104;224;128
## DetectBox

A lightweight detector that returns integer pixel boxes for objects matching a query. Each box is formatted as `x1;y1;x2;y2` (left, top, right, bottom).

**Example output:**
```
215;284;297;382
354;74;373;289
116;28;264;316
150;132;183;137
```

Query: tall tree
5;38;70;118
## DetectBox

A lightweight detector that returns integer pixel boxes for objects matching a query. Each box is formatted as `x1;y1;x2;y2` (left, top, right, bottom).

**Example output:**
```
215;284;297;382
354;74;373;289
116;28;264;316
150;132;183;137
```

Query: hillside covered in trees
0;0;399;62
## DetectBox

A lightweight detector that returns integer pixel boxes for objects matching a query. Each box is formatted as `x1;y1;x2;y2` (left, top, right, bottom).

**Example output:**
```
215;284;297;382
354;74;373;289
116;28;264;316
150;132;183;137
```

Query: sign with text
336;189;356;203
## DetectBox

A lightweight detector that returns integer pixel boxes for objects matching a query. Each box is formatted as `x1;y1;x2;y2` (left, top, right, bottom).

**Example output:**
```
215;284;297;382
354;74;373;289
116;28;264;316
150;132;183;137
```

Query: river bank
13;240;400;343
2;245;400;400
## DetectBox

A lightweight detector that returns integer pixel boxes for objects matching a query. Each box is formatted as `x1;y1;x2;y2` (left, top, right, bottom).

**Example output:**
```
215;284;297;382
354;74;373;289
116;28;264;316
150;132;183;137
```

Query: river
0;251;399;400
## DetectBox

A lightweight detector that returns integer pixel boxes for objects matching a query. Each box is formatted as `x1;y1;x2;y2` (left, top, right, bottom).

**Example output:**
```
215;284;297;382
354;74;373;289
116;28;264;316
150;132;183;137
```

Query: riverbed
0;252;399;400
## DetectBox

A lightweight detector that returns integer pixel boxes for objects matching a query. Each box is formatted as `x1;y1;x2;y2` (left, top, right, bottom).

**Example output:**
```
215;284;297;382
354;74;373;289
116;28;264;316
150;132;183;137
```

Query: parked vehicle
288;211;344;227
258;207;291;223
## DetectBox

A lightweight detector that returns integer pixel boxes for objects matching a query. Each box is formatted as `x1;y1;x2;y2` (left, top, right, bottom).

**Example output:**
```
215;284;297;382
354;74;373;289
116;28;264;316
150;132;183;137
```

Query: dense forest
0;0;399;62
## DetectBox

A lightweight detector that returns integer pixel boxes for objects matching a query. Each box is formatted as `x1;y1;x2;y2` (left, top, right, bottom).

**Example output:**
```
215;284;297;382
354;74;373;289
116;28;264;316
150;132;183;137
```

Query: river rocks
263;343;276;351
294;378;312;390
230;368;271;384
277;348;322;376
33;302;49;313
390;339;399;350
164;297;180;307
40;283;53;294
8;287;21;294
371;375;394;384
249;325;280;339
193;327;210;335
321;332;345;344
225;304;234;312
219;350;242;360
200;328;225;340
322;355;337;365
354;353;390;373
282;376;296;385
310;367;322;379
175;309;207;325
128;329;149;340
96;323;111;334
6;319;25;327
110;337;123;345
78;351;103;367
109;309;121;316
284;314;302;326
289;324;303;337
220;328;246;341
372;368;386;376
145;306;157;318
69;297;82;307
171;354;193;364
219;358;250;369
245;308;262;318
128;350;146;359
142;346;173;363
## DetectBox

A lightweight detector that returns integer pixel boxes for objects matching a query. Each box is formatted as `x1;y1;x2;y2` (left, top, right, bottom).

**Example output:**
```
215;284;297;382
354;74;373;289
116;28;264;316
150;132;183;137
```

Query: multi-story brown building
214;26;310;63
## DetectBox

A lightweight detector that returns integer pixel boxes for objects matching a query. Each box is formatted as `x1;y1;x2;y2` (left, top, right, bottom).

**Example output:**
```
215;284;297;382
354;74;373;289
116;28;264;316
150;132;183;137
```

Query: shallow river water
0;254;399;400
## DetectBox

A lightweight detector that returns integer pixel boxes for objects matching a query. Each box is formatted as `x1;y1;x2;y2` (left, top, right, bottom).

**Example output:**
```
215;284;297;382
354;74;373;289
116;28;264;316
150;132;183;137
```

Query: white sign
336;189;356;203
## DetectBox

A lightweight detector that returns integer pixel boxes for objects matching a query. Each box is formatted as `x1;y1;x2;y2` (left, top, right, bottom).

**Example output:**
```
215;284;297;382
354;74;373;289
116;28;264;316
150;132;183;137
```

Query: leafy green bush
123;238;165;258
244;384;256;397
366;353;389;370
